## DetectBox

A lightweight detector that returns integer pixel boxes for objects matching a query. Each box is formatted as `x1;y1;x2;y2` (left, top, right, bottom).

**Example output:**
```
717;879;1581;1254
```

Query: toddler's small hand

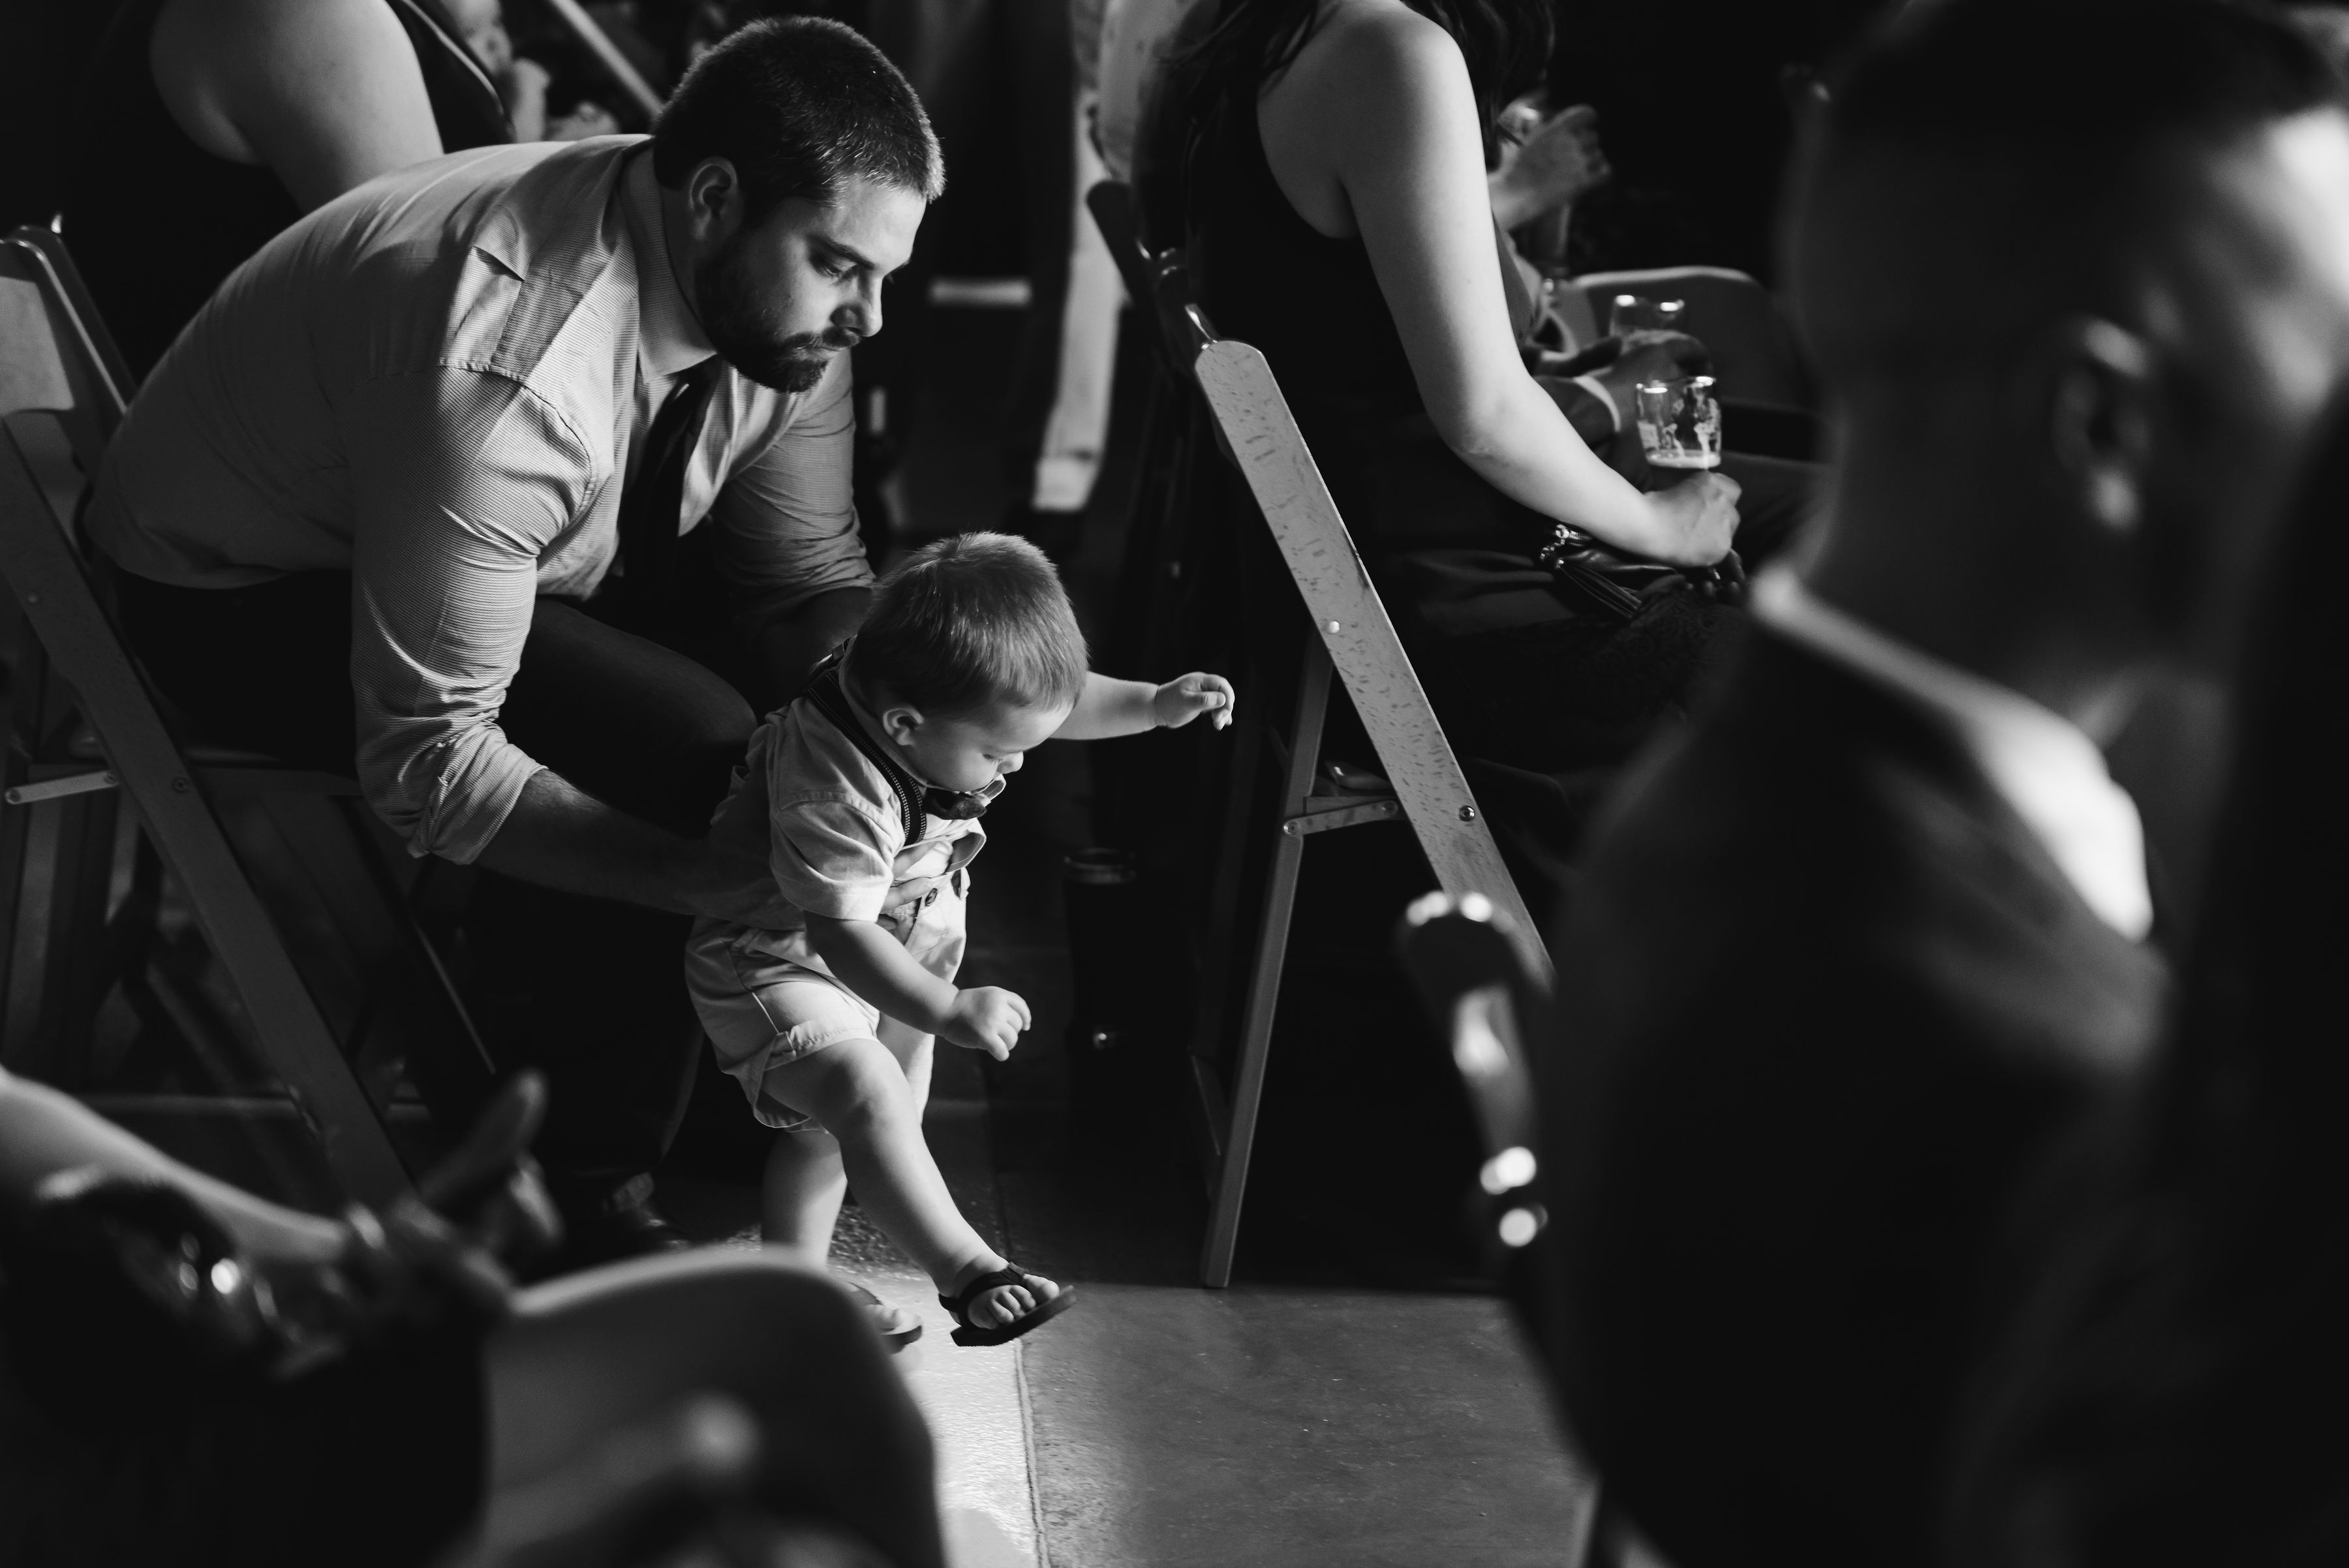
943;987;1031;1060
1154;672;1236;731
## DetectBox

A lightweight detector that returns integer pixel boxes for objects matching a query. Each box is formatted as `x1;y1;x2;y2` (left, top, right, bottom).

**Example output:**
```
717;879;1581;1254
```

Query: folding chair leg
0;798;50;1066
1200;641;1333;1287
1190;654;1266;1067
34;790;122;1073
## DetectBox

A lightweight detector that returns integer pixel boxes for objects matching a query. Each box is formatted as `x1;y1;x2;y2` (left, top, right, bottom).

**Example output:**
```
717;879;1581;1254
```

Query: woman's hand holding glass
1641;472;1743;568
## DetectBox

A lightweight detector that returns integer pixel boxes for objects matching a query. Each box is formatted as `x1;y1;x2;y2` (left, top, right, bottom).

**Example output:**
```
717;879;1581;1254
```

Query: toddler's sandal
844;1281;923;1353
940;1266;1076;1347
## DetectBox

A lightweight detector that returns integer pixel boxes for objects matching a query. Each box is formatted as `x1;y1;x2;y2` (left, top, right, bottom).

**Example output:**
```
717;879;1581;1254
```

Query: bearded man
86;18;941;1266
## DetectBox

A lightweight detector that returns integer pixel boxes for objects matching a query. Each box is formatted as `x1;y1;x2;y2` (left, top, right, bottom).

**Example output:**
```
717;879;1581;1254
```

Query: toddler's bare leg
759;1019;930;1259
760;1126;848;1264
760;1036;1058;1328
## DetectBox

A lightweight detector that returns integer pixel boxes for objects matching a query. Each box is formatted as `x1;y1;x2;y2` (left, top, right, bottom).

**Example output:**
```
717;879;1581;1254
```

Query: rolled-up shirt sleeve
704;356;875;604
343;367;588;861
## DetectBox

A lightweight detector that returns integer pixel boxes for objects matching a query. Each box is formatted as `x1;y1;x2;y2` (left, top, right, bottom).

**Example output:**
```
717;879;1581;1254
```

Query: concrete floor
667;301;1601;1567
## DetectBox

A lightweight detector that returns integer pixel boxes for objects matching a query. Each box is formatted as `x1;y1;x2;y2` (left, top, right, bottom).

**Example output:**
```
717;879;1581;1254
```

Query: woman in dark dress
59;0;511;378
1178;0;1761;772
1942;399;2349;1568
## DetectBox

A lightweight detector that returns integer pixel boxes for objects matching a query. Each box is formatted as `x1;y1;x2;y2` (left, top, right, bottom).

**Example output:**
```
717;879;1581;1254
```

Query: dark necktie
616;357;722;634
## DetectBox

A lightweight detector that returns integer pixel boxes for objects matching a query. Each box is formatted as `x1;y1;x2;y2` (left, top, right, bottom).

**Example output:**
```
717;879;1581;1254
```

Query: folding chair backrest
0;227;132;481
0;228;411;1203
1157;268;1554;986
1567;265;1813;410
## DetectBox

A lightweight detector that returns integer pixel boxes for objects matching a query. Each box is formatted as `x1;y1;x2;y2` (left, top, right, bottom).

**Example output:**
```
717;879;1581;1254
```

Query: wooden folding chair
0;226;486;1205
1125;252;1554;1285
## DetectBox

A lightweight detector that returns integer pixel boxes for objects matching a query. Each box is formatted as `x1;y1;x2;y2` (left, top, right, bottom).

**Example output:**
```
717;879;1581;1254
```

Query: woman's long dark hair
1178;0;1554;161
1943;393;2349;1567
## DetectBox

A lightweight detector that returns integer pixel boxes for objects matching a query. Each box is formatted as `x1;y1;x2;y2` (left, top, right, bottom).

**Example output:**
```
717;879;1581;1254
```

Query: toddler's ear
880;704;925;746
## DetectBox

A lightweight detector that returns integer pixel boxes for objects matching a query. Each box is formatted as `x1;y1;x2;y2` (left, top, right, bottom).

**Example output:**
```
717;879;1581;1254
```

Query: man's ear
682;156;746;247
2039;316;2157;535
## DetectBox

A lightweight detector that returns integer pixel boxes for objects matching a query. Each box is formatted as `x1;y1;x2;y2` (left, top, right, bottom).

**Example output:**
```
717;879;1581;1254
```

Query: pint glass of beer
1635;376;1723;471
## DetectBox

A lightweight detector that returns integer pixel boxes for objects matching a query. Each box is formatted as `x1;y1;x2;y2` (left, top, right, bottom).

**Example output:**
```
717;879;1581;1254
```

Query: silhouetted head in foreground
1785;0;2349;733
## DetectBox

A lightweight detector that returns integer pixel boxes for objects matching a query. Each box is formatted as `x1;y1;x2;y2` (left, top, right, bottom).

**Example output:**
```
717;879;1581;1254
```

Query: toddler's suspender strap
803;651;926;843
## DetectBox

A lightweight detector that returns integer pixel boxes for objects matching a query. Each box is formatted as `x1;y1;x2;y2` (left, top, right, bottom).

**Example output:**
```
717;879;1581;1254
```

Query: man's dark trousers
114;565;759;1210
1538;625;2168;1568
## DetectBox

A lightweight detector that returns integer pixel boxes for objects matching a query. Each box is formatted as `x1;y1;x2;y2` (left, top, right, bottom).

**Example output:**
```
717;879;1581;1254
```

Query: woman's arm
0;1068;344;1261
1261;7;1738;566
152;0;445;212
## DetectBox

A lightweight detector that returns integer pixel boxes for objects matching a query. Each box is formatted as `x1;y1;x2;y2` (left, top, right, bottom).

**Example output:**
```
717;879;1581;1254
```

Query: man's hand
677;838;802;927
941;987;1032;1060
1152;673;1236;731
678;798;805;927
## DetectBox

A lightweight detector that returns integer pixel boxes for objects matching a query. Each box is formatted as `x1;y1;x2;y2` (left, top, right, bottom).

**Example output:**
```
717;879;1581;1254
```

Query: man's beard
695;235;855;393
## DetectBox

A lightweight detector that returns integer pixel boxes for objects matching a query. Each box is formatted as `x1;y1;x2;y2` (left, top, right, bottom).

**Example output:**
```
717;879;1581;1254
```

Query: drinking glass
1608;294;1687;337
1635;376;1723;472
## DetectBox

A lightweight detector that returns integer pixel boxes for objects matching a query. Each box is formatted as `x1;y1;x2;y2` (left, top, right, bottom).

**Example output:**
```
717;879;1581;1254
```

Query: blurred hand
1152;673;1235;730
1491;103;1610;229
549;102;623;142
264;1075;566;1371
1587;331;1713;425
416;1071;562;1272
942;986;1031;1060
499;57;550;142
1642;473;1743;568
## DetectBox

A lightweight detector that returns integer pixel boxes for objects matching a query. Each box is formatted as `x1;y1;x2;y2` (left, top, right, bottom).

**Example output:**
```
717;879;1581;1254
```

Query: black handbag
1536;523;1747;621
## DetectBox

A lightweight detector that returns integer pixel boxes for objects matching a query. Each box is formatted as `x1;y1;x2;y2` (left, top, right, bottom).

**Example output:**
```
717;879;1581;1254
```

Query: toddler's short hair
849;533;1088;716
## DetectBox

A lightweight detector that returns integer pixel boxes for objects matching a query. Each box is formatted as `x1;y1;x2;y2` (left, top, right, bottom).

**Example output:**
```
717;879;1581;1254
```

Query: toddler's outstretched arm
803;914;1030;1060
1052;671;1237;741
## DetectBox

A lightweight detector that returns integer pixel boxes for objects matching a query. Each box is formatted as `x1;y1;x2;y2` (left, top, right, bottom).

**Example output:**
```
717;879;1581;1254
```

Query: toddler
686;533;1233;1345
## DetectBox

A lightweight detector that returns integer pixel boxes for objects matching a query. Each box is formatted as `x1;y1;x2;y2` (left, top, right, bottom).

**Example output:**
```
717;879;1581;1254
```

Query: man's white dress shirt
1752;567;2153;940
87;138;873;864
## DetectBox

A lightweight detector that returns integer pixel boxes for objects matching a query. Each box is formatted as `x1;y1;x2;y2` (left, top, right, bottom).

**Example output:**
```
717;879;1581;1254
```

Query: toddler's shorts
685;871;968;1131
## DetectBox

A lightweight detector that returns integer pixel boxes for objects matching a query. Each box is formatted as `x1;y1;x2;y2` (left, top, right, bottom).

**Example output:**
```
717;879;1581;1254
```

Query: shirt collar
1751;565;2153;941
621;150;716;382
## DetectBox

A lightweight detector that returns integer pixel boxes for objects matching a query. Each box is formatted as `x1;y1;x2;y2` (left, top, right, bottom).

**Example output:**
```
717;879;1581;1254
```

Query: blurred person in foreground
0;1069;938;1568
84;18;940;1268
1940;396;2349;1567
1536;3;2349;1565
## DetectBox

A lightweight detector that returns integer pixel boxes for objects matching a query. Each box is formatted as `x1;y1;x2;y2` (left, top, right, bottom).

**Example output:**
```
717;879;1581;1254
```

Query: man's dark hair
652;17;944;217
1785;0;2341;387
850;532;1089;717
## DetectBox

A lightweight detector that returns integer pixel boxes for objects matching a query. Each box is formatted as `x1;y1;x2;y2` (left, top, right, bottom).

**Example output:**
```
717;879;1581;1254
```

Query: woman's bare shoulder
161;0;408;56
1298;0;1465;84
152;0;438;202
1272;0;1470;159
